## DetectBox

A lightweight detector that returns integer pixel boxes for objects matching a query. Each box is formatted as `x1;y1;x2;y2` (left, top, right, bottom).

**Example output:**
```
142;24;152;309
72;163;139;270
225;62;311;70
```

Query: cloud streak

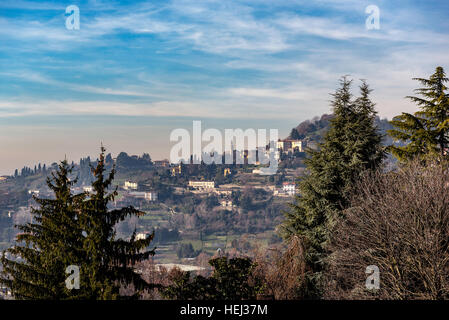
1;0;449;120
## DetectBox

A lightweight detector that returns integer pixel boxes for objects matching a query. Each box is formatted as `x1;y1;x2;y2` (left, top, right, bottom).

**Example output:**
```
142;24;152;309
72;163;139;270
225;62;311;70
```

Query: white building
129;191;158;202
220;200;234;209
188;181;215;190
136;232;150;241
291;140;304;152
145;191;158;201
124;181;138;190
83;186;93;193
282;182;296;196
154;159;170;167
277;139;304;153
155;263;205;272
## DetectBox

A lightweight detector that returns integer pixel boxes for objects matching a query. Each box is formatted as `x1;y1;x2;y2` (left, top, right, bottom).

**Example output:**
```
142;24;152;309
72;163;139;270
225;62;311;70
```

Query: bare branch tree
253;236;306;299
326;159;449;299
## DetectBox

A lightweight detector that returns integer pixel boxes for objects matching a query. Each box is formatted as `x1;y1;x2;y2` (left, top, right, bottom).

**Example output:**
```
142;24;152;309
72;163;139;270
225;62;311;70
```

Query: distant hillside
4;115;396;187
286;114;395;146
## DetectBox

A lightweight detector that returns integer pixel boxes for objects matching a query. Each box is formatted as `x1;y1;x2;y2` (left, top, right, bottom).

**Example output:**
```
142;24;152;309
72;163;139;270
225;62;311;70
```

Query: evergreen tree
1;148;155;300
282;78;384;298
0;161;86;299
79;147;155;299
290;128;300;140
141;153;151;163
163;257;263;300
388;66;449;161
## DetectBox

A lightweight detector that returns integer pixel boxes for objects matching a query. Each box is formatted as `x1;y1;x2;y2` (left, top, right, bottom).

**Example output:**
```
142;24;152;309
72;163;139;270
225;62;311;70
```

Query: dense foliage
163;257;263;300
389;67;449;161
0;148;155;300
282;78;385;298
1;161;86;299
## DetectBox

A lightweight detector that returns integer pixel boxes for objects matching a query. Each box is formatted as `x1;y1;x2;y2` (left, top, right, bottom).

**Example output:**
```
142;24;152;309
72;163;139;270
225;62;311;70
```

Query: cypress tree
282;78;384;298
388;66;449;161
290;128;300;140
0;161;86;299
79;147;155;299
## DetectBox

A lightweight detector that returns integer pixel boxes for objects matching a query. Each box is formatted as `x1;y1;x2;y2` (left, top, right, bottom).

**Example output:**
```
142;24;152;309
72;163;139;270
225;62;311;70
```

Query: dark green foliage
282;78;385;298
240;194;253;211
205;196;219;210
152;227;179;244
79;147;155;299
388;66;449;161
0;148;156;300
116;152;152;171
0;161;86;299
163;257;263;300
163;270;216;300
294;114;333;141
290;128;301;140
176;243;199;258
208;257;263;300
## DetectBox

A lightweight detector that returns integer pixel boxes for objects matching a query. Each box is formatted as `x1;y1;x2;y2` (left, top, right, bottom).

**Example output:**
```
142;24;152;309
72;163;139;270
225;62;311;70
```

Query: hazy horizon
1;0;449;175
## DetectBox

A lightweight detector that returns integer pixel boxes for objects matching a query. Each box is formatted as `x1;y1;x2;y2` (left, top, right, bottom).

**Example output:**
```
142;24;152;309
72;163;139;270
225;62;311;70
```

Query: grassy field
148;218;279;264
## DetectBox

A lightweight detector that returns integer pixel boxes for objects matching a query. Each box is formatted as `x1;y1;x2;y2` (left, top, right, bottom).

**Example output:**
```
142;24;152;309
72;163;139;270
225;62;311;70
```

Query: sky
1;0;449;175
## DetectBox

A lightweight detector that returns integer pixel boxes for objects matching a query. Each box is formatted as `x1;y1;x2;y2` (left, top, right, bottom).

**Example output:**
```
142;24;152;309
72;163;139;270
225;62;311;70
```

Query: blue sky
1;0;449;174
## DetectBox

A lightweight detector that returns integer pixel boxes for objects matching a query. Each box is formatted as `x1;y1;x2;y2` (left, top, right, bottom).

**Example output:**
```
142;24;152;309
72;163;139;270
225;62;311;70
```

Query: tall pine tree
388;66;449;161
79;147;155;299
282;78;384;298
0;161;86;299
1;148;156;300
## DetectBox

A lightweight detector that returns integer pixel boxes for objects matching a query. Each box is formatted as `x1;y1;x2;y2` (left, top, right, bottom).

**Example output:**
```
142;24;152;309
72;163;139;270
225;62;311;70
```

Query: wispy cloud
1;1;449;121
1;0;449;174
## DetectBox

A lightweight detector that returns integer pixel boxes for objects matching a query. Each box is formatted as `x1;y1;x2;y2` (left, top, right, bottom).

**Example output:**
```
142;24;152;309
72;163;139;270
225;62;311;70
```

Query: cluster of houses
188;181;215;191
276;138;317;155
17;151;299;221
276;182;297;196
186;179;297;198
186;180;235;209
152;138;308;169
121;181;158;202
276;139;305;153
